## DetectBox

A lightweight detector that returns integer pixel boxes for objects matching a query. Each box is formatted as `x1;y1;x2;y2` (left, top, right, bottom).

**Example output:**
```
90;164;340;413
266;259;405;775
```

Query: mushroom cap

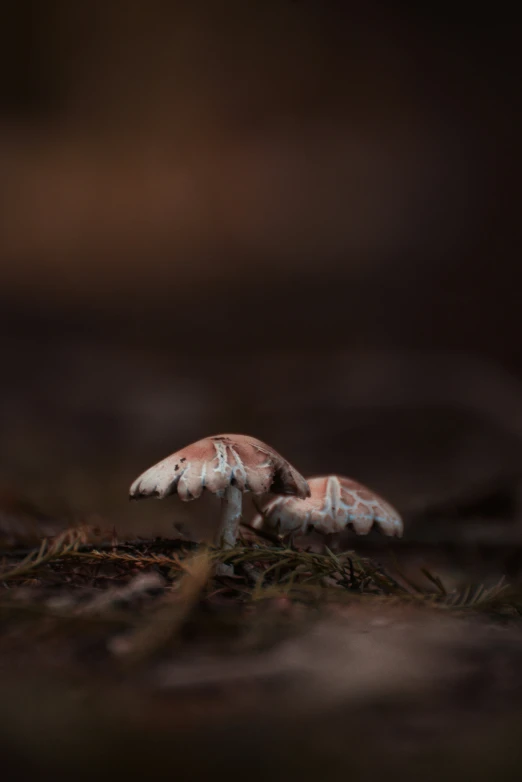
252;475;403;537
129;434;310;503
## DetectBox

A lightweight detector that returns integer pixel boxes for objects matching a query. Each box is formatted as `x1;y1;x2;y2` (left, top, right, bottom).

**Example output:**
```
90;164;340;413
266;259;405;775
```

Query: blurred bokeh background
1;3;521;549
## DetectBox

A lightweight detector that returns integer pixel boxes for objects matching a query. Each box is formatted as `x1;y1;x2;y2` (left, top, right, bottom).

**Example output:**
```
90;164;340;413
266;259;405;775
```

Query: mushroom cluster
129;433;403;550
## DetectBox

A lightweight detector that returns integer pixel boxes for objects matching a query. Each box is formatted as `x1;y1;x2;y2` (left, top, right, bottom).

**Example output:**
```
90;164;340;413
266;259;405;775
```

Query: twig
421;567;447;596
109;549;212;665
0;526;93;582
66;548;187;571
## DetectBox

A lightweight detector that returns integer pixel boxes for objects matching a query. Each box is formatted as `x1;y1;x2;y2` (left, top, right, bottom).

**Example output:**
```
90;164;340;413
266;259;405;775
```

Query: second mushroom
252;475;403;541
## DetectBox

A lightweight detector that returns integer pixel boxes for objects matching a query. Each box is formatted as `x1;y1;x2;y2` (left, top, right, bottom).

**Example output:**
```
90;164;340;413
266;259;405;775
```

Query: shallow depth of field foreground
1;476;522;781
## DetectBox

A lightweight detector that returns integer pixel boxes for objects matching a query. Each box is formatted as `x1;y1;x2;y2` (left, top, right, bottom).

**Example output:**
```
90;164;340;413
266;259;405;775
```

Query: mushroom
129;434;310;548
252;475;403;542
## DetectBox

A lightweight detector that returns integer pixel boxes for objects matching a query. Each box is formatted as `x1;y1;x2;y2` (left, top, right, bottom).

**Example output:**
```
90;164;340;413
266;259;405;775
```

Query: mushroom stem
218;485;243;549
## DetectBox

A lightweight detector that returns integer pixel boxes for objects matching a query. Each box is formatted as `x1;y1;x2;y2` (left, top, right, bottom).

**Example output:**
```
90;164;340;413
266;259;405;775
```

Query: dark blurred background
1;3;521;547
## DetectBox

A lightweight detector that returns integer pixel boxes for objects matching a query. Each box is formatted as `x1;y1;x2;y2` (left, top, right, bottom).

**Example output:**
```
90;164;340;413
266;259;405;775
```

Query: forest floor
1;523;522;781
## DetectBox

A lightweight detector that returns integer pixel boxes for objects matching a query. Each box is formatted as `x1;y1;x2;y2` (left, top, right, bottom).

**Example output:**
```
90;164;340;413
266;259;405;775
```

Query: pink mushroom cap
129;434;310;503
252;475;403;537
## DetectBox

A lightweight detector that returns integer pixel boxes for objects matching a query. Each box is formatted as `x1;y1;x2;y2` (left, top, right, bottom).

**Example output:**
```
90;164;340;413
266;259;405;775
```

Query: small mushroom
129;434;310;548
252;475;403;540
